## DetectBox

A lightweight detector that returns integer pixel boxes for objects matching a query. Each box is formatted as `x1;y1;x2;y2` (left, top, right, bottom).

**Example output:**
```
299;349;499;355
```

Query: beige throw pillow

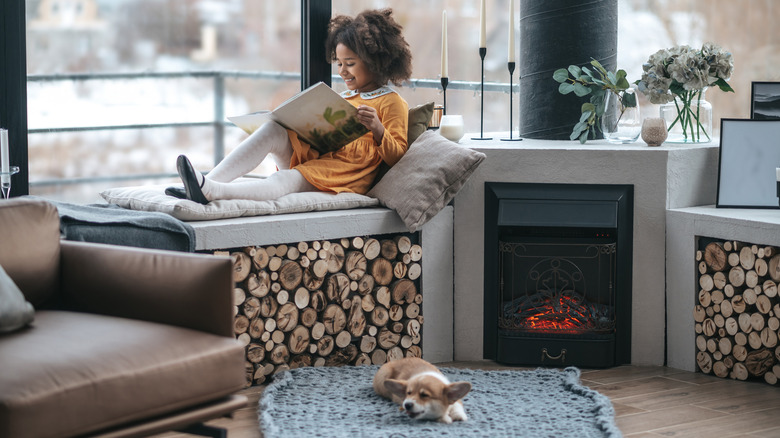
0;264;35;333
370;101;434;189
407;102;434;144
367;130;486;232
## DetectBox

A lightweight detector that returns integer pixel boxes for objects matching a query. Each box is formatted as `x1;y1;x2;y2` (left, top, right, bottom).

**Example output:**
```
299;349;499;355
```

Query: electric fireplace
483;183;633;368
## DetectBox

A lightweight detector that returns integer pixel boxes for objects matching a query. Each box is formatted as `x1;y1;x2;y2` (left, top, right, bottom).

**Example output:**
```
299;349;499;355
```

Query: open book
227;82;368;155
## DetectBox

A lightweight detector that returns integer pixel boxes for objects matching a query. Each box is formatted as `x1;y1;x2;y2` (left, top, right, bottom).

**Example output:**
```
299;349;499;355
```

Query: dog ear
384;379;407;398
446;381;471;401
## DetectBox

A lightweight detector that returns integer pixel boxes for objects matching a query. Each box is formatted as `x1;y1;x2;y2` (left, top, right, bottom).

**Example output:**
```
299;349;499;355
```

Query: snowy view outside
24;0;780;203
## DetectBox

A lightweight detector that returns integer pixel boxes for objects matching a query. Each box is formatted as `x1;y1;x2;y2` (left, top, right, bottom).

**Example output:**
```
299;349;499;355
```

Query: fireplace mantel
452;135;719;365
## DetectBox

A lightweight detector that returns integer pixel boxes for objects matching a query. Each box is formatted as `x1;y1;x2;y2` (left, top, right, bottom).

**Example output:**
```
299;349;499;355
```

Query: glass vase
659;89;712;143
601;89;641;144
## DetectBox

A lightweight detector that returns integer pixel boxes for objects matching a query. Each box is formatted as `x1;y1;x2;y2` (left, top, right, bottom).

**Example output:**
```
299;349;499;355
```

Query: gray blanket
35;197;196;252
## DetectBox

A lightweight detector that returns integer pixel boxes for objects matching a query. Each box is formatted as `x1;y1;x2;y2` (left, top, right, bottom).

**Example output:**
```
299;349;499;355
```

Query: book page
227;82;368;154
227;111;274;135
271;82;368;154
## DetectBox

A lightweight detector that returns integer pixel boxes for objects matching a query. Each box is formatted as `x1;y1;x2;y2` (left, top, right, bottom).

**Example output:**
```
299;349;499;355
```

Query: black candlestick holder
501;62;522;142
441;77;448;115
1;166;20;199
776;180;780;207
472;47;492;140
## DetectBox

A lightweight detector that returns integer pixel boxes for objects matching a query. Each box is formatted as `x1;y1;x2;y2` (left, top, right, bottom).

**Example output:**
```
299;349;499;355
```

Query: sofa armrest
60;240;234;337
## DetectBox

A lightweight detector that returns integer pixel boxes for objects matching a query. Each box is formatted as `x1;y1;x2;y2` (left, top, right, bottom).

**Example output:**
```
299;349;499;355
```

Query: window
7;0;780;202
25;0;302;202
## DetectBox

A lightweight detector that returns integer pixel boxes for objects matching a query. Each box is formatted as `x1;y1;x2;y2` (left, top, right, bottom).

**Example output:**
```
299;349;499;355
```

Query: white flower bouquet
636;43;734;142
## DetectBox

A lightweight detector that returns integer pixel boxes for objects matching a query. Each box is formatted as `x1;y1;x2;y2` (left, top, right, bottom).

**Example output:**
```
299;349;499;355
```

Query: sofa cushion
0;199;61;307
0;311;246;438
0;264;34;333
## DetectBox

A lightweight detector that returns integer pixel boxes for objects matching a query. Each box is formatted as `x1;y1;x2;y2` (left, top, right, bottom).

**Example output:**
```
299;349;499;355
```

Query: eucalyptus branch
553;59;636;144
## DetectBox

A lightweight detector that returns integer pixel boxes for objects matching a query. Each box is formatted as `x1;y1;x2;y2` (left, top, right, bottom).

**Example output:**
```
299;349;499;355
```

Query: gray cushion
368;130;486;232
0;264;34;333
100;186;379;221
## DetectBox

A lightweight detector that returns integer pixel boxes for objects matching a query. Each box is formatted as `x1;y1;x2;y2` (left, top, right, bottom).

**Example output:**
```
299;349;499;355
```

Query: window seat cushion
100;185;380;222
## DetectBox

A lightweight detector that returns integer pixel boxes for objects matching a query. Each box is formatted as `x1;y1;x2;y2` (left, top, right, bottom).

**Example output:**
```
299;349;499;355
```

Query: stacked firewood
695;241;780;385
217;234;423;385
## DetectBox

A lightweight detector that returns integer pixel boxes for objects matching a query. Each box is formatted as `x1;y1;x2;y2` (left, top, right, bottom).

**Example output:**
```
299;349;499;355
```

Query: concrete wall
184;137;726;368
452;137;719;365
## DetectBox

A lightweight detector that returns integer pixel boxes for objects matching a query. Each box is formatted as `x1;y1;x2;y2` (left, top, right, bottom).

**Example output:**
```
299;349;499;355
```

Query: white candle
1;129;9;182
508;0;515;62
479;0;487;48
441;11;448;78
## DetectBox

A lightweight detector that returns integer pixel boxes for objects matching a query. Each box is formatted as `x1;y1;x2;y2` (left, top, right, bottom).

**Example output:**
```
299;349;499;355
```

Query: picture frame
751;81;780;120
717;119;780;209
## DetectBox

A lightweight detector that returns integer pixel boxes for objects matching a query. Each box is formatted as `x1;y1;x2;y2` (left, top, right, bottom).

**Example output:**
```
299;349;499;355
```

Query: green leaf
553;68;570;83
714;77;735;93
573;83;591;97
568;65;582;78
558;82;575;94
590;59;608;76
616;69;627;80
615;77;630;90
579;130;589;144
579;111;591;123
607;71;617;85
581;66;593;77
621;92;637;108
581;103;596;113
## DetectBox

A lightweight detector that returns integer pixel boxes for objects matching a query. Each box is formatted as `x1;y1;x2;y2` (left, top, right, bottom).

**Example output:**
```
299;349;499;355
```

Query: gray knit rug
258;365;622;438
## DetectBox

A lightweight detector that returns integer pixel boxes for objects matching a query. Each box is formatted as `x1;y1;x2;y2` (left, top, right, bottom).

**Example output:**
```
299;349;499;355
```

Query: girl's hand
356;105;385;144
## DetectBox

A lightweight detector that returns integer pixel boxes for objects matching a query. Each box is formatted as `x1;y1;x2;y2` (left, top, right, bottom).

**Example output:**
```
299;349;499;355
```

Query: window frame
0;0;29;196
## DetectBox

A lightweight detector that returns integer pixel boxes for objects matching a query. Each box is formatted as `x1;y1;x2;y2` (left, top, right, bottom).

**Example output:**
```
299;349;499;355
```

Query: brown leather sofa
0;198;247;438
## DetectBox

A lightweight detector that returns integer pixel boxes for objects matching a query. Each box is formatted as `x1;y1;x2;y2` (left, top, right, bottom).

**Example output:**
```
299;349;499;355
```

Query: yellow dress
287;87;409;195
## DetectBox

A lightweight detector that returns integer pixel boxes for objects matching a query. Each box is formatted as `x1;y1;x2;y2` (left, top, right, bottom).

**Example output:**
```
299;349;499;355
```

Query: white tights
199;122;317;201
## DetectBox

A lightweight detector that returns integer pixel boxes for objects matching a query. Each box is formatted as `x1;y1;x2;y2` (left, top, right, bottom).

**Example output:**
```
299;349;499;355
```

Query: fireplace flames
503;292;613;334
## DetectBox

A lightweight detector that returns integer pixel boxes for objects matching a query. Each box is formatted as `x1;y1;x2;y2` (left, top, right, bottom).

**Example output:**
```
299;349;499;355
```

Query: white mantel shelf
458;132;719;151
452;134;720;366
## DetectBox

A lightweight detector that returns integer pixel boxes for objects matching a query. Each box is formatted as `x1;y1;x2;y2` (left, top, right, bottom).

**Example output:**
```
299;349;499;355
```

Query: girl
172;8;413;204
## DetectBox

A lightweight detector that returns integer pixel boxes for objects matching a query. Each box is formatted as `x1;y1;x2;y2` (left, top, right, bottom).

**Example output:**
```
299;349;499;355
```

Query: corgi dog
373;357;471;424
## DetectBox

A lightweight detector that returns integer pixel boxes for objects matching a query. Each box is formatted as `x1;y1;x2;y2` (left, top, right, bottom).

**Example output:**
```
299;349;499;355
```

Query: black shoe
176;155;209;205
164;186;186;199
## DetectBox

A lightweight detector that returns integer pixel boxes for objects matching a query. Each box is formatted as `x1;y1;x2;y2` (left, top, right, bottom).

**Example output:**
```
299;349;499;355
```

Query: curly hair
325;9;413;87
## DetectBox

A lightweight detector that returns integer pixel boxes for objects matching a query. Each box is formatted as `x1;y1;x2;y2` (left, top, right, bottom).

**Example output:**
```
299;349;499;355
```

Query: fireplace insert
484;183;633;368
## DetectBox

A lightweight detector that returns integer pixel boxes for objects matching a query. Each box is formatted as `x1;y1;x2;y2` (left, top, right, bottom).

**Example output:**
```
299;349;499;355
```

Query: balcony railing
27;71;512;189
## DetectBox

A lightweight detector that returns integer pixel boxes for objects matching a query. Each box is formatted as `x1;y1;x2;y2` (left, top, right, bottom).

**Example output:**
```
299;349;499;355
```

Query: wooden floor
156;361;780;437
